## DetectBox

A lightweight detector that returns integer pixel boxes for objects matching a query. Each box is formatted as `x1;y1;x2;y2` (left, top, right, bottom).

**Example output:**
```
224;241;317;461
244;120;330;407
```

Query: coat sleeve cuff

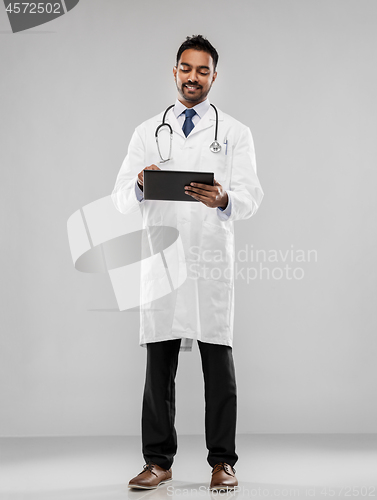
217;191;231;220
135;180;144;202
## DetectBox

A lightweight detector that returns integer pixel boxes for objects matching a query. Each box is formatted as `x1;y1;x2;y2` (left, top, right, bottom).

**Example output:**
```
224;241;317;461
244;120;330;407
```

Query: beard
176;81;211;104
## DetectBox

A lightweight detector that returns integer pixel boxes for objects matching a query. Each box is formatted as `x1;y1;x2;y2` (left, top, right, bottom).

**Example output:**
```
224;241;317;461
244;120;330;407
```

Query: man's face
173;49;217;107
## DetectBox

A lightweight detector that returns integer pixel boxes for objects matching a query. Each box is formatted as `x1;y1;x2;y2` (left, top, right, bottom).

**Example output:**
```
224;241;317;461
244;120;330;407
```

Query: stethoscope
155;103;221;163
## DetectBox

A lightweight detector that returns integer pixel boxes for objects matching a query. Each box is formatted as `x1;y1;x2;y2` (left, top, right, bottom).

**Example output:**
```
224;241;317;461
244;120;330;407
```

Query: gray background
1;0;376;437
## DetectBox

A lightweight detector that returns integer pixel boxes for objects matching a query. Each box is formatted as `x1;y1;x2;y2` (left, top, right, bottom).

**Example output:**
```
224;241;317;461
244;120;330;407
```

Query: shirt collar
174;98;211;119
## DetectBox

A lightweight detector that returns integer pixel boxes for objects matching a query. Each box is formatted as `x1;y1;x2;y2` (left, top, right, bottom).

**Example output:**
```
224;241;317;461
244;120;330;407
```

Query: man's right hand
137;164;161;191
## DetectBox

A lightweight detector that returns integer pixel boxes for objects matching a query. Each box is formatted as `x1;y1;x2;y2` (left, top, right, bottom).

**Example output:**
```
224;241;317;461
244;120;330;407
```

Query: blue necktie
182;108;196;137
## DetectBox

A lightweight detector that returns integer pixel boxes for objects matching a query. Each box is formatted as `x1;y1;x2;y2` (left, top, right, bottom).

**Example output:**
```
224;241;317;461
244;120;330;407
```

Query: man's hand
137;164;161;191
184;179;228;209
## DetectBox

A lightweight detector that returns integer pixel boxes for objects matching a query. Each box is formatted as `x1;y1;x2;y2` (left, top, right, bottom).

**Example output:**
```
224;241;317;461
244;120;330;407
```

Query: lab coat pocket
200;142;231;190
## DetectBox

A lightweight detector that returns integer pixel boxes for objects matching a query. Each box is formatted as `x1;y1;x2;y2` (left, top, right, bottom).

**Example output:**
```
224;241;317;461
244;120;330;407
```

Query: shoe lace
212;462;236;475
138;462;158;477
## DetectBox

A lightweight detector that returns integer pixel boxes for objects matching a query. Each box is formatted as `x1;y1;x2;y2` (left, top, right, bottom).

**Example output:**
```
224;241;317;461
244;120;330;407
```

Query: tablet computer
143;170;214;202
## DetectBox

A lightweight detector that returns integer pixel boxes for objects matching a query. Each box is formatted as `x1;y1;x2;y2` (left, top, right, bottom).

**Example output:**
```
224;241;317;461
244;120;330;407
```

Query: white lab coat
111;104;264;352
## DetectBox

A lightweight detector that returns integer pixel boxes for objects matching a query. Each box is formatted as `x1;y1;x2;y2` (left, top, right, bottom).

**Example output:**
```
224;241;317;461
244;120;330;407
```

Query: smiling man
111;35;264;490
175;48;216;104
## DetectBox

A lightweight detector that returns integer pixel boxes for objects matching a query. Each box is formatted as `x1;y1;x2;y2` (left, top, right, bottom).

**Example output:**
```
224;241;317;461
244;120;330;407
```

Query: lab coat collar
162;107;185;139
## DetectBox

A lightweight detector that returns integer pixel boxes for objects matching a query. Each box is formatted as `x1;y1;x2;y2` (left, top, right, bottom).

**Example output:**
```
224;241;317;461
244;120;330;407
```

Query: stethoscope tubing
210;103;219;143
155;104;175;138
155;103;220;162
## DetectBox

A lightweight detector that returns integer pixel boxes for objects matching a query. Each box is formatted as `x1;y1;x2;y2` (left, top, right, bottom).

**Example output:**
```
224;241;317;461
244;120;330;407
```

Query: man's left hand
184;179;228;209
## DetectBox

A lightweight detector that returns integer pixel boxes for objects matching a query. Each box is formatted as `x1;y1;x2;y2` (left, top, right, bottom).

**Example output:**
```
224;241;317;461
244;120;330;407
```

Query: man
111;35;264;490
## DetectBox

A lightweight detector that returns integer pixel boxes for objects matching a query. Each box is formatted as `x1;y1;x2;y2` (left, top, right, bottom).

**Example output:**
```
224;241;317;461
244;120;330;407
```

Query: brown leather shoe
128;462;172;489
210;462;238;490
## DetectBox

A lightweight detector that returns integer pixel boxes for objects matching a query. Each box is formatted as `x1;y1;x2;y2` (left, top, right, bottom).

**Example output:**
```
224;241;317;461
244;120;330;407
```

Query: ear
173;66;177;79
212;71;218;84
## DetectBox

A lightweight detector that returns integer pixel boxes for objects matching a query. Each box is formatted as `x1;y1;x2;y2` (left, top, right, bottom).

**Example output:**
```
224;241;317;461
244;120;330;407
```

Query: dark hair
176;35;219;71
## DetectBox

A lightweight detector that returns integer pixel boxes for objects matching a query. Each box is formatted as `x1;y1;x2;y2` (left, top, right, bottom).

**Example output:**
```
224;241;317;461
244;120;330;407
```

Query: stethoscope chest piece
210;140;222;153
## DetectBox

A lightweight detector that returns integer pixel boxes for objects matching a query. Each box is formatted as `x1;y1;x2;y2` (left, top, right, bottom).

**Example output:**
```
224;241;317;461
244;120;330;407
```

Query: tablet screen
144;170;214;202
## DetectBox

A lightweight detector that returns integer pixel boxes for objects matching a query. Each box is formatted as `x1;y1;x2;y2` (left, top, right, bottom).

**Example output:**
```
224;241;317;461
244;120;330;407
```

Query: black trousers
141;339;238;470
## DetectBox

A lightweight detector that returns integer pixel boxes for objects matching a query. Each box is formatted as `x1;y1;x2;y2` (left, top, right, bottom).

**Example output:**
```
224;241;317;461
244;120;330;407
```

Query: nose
187;70;199;82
